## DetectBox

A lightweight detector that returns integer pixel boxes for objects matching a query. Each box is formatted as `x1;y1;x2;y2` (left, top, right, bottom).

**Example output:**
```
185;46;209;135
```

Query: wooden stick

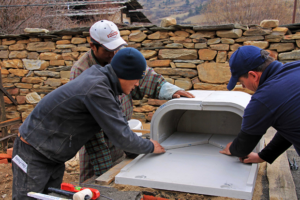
0;85;18;105
131;129;150;134
0;133;17;142
0;117;22;128
95;158;133;185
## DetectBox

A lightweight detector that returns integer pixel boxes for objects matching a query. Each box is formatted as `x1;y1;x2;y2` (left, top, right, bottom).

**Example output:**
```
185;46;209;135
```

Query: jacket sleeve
242;97;274;136
230;97;274;157
84;82;154;154
158;82;184;100
258;132;292;164
230;130;262;157
130;66;167;100
230;97;275;158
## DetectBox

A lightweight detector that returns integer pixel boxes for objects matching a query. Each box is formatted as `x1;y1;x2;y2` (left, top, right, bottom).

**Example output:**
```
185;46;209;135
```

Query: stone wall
1;20;300;126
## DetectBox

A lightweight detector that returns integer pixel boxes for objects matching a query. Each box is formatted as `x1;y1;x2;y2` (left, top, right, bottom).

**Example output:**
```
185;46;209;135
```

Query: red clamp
61;182;100;199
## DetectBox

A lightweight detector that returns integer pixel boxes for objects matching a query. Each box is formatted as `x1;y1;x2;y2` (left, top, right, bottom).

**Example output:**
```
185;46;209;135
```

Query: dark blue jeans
12;137;65;200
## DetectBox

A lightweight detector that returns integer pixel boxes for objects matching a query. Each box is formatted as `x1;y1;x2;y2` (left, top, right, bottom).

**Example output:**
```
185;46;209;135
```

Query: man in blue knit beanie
71;20;195;184
111;47;147;94
220;45;300;166
12;47;165;199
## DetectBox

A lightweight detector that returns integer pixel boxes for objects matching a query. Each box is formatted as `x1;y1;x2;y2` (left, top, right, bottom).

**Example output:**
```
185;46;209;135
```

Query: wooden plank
0;117;22;128
0;133;17;142
142;123;151;130
265;127;297;200
95;158;133;185
131;129;150;134
0;70;8;138
0;85;18;105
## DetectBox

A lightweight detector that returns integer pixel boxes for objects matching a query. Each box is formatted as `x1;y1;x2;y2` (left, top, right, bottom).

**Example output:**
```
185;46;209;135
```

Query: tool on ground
69;182;114;200
293;158;298;170
49;187;93;200
29;188;93;200
61;183;100;200
288;158;294;170
27;192;70;200
72;189;93;200
48;187;77;197
48;187;93;200
288;158;299;170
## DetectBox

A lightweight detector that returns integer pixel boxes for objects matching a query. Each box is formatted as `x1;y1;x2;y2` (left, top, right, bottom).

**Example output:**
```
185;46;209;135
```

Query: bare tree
203;0;299;25
0;0;78;35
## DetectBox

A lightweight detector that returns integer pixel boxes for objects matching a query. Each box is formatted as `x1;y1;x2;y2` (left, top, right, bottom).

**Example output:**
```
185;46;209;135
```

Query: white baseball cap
89;20;127;51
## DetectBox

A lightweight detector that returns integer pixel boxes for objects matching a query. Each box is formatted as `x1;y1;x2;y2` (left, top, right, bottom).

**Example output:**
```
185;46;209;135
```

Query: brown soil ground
0;164;13;200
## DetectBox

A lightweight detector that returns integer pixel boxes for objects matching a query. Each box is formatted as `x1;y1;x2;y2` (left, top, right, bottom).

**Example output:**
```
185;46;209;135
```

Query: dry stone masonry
1;20;300;124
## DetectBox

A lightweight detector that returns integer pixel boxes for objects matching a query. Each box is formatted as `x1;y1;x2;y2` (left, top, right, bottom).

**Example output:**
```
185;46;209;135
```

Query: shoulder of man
72;50;97;72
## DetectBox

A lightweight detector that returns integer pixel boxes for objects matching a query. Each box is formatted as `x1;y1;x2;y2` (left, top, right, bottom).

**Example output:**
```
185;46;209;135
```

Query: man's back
243;60;300;153
20;65;121;163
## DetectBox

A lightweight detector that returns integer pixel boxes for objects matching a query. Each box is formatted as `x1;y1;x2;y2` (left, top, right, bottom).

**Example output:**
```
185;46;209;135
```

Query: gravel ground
286;146;300;199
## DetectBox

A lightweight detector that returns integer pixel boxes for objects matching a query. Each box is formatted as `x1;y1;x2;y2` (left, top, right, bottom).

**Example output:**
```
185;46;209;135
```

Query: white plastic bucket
128;119;143;137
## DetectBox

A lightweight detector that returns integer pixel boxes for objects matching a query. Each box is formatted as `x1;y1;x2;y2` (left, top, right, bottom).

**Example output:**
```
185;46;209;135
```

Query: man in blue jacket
220;45;300;164
12;48;165;199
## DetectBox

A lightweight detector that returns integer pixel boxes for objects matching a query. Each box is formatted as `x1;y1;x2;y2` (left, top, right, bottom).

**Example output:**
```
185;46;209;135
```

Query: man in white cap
220;45;300;165
70;20;194;183
12;47;165;199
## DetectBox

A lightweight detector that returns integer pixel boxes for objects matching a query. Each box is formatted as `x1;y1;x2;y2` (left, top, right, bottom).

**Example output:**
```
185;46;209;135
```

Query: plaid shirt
70;50;167;182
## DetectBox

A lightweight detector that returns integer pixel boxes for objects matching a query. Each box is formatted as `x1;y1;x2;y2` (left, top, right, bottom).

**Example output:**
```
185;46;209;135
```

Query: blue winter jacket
230;60;300;163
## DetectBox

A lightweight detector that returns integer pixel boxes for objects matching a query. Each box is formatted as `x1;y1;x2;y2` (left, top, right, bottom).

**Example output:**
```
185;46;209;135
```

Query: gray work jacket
19;64;154;163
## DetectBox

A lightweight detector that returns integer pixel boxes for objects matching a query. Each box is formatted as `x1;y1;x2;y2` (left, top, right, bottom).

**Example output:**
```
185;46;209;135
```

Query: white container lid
128;119;143;137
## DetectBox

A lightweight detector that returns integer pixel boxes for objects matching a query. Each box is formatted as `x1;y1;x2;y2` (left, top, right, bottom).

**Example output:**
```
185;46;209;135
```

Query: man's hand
239;152;265;163
150;139;166;154
219;142;232;155
172;90;195;98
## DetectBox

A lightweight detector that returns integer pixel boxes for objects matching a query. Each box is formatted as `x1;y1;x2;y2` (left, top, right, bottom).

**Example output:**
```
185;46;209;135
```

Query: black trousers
12;137;65;200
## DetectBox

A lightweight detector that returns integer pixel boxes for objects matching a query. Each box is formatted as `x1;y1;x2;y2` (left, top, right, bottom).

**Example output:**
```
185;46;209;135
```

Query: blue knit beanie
111;47;146;80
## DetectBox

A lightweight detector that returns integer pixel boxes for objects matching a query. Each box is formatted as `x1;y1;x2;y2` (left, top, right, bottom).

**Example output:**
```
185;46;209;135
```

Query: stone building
51;0;151;24
0;19;300;130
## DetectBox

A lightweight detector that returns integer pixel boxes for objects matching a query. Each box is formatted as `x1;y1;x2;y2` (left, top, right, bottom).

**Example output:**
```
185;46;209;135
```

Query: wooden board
131;129;150;134
95;158;133;185
0;85;17;105
0;133;17;142
0;69;8;138
142;123;151;130
0;117;22;128
265;127;297;200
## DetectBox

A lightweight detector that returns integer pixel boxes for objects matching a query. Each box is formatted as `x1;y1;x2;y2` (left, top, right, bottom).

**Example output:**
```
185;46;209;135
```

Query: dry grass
203;0;300;25
0;0;77;35
140;0;299;26
183;14;207;24
169;12;189;19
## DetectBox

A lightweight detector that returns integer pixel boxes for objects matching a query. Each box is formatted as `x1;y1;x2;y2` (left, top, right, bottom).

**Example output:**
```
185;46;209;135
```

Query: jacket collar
259;61;283;86
98;64;123;95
